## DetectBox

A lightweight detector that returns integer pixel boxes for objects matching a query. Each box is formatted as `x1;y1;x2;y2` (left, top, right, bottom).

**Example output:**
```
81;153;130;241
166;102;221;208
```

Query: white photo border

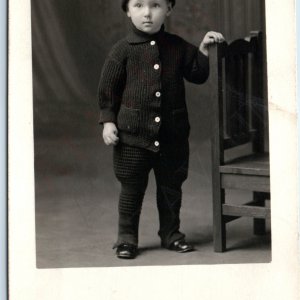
8;0;300;299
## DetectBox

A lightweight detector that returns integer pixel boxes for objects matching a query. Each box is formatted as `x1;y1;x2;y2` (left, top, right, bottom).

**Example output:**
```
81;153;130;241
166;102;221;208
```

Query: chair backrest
210;32;265;164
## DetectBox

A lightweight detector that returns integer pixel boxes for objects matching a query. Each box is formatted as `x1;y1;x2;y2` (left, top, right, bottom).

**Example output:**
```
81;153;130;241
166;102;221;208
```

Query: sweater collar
126;23;165;44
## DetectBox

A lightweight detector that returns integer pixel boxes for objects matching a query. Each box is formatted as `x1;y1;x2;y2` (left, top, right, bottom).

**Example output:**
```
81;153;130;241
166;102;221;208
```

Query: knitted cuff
98;109;117;124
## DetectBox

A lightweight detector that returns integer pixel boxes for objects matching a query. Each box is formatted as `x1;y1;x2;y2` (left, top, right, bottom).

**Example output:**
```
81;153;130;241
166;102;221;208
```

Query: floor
34;137;271;269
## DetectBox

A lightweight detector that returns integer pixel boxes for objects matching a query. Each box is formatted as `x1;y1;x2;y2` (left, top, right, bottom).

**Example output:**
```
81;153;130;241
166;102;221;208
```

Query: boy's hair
121;0;176;12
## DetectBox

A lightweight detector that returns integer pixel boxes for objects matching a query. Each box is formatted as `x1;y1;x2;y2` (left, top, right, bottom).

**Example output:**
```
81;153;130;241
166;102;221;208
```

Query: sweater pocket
117;105;140;134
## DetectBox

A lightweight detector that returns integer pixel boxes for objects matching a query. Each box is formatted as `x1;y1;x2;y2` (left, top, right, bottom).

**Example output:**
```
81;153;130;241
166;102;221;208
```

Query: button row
150;40;159;149
149;40;159;71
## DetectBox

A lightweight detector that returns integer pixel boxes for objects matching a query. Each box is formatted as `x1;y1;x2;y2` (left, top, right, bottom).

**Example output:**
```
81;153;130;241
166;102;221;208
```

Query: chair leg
253;192;266;235
254;218;266;235
213;188;226;252
214;219;226;252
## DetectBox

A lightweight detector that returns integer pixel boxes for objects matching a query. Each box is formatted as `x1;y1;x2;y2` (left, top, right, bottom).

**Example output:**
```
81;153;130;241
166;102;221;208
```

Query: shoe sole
175;247;195;253
117;254;136;259
162;244;195;253
116;251;138;259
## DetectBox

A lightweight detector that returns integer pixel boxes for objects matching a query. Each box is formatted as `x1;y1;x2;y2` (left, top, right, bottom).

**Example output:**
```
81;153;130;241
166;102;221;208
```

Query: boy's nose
143;7;151;17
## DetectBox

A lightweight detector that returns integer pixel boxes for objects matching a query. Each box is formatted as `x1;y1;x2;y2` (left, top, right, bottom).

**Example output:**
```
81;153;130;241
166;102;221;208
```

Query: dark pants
113;142;189;248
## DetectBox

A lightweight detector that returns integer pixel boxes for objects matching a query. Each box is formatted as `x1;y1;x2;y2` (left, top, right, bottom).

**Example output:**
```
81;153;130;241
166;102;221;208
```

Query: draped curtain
32;1;127;138
32;0;264;141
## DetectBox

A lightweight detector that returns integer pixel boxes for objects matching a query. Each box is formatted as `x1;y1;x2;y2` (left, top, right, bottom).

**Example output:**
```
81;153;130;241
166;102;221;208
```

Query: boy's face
127;0;172;34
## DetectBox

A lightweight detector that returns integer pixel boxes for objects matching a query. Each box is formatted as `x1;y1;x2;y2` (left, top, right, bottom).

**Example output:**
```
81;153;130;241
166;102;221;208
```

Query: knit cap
121;0;176;12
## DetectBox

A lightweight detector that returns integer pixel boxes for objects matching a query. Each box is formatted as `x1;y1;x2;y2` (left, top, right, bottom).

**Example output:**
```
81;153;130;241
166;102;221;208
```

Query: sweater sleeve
97;45;127;124
182;39;209;84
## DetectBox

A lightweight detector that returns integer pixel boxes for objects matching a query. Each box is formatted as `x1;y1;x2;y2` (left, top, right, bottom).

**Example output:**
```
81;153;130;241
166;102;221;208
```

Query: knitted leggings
113;142;189;248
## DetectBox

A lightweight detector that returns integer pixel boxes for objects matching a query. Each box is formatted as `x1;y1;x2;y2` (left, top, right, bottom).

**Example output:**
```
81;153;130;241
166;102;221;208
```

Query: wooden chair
209;32;271;252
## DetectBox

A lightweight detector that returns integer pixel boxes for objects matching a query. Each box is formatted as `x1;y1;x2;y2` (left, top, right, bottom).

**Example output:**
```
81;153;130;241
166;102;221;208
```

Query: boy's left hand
199;31;225;56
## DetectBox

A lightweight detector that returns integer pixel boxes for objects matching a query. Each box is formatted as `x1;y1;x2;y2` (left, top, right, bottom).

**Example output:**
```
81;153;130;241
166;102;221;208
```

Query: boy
98;0;224;259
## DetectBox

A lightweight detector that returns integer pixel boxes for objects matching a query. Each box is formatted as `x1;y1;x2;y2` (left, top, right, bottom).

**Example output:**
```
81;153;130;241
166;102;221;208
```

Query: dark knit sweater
98;25;209;152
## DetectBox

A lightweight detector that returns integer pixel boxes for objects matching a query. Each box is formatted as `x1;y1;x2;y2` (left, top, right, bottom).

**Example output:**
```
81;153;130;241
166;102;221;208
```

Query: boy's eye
134;3;142;8
153;3;160;8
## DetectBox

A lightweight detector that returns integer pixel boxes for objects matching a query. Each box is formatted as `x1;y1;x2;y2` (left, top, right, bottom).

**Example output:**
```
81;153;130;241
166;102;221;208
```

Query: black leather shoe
164;240;194;253
116;243;138;259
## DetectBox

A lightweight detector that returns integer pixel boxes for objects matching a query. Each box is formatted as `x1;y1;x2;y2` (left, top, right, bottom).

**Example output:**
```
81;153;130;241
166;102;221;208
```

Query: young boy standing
98;0;224;259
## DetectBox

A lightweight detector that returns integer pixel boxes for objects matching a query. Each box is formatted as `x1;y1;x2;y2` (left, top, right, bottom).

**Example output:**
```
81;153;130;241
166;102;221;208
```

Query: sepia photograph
8;0;299;299
32;0;271;268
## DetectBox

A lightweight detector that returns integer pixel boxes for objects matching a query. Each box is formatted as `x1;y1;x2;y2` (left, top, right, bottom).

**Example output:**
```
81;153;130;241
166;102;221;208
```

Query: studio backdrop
31;0;268;268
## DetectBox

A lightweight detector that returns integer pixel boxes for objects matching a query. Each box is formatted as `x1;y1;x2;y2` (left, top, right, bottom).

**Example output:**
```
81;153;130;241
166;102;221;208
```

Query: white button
150;41;156;46
155;117;161;123
154;64;160;70
154;141;160;147
155;91;161;97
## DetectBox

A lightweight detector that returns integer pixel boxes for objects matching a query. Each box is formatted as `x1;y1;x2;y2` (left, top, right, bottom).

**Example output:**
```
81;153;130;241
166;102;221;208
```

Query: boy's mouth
143;21;153;25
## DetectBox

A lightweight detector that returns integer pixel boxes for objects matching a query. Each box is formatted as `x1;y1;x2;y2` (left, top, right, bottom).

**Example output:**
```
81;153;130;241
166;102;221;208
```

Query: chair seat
220;153;269;176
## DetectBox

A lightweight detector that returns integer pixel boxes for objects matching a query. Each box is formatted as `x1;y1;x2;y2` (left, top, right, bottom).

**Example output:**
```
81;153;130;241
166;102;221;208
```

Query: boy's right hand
103;122;119;146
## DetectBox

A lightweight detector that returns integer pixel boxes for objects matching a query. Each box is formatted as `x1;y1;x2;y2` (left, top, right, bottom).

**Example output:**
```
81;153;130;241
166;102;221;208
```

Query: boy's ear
127;10;131;18
166;3;173;17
